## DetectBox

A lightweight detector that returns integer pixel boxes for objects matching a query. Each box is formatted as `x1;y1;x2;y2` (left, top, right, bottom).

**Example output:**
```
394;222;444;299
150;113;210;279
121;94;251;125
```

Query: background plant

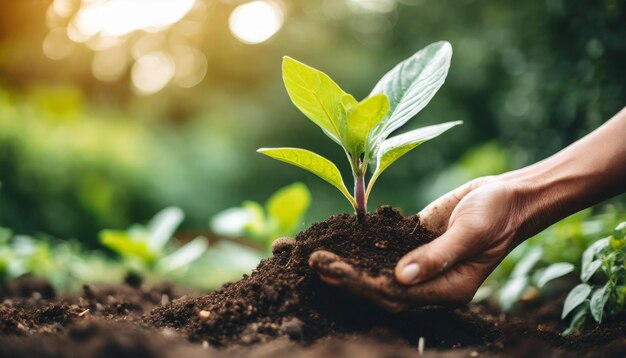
100;207;209;280
210;182;310;252
559;221;626;334
476;206;626;310
259;42;461;218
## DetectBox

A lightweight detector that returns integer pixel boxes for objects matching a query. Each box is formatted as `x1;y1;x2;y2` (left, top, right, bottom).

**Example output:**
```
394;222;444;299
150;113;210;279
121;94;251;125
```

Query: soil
0;207;624;357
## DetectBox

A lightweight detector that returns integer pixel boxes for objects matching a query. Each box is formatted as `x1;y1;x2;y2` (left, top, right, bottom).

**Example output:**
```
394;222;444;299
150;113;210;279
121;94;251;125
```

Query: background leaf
590;283;611;323
498;275;529;311
282;57;346;144
257;148;355;207
147;207;184;252
157;236;208;273
368;41;452;146
562;283;592;319
99;230;153;263
266;182;311;233
536;262;575;288
581;259;602;282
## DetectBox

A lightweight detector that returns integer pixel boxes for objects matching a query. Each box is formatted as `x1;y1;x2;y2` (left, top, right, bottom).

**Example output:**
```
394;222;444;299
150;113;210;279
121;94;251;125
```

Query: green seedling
559;221;626;334
258;42;461;219
100;207;208;277
211;182;311;251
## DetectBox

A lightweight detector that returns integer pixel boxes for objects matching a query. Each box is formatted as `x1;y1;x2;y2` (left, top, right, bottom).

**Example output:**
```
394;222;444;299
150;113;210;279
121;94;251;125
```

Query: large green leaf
581;259;602;282
257;148;355;207
266;182;311;234
282;57;346;144
562;283;592;319
340;94;389;156
368;41;452;147
367;121;461;196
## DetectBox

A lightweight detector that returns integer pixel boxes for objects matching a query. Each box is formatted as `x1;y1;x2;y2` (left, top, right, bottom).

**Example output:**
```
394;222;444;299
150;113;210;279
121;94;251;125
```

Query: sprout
258;41;461;218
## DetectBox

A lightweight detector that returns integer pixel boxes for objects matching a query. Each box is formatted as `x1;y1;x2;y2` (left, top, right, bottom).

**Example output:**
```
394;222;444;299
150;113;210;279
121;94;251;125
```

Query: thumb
395;226;473;285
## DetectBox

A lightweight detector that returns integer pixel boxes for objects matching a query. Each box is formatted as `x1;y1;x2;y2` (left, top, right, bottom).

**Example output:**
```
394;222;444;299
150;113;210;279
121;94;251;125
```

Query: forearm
505;107;626;239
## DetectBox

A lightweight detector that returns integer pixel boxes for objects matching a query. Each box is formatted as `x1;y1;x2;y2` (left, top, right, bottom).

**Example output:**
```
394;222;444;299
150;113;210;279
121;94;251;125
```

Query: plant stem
354;172;366;220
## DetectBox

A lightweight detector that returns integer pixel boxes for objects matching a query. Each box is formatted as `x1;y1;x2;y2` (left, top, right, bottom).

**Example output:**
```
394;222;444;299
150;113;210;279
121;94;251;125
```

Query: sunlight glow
229;1;284;45
131;52;175;95
70;0;196;40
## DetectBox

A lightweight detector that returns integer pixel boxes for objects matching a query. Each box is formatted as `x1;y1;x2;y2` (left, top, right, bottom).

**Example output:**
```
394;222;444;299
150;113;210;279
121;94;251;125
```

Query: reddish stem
354;173;366;220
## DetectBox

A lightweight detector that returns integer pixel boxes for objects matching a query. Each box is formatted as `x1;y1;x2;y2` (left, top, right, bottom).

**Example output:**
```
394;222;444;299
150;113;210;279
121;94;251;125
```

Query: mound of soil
0;207;625;357
147;206;499;348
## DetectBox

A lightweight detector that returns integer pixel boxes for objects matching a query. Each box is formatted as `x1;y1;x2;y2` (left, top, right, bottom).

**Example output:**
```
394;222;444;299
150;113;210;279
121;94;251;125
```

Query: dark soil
0;207;624;357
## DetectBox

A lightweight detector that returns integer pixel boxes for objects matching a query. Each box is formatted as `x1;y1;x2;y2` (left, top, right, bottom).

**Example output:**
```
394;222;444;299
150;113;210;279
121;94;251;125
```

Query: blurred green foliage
0;0;624;246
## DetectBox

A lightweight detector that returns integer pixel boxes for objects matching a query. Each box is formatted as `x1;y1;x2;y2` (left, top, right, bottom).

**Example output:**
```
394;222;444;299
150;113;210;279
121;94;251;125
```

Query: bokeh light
229;1;284;45
131;51;175;95
70;0;196;39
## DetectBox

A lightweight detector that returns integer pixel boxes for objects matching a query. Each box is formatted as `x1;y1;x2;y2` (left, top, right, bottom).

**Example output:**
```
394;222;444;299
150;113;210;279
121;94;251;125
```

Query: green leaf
341;94;389;156
257;147;355;207
282;57;346;144
562;283;592;319
581;259;602;282
511;246;544;278
614;222;626;240
241;201;266;239
99;230;154;263
563;306;588;335
147;207;184;252
590;283;611;323
367;121;462;196
582;238;609;273
368;41;452;147
266;182;311;234
157;236;208;273
536;262;575;288
498;275;529;311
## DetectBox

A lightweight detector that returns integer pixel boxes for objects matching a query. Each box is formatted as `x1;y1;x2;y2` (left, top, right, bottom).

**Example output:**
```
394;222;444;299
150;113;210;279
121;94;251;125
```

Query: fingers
309;250;408;312
395;225;476;285
271;237;295;254
418;177;491;235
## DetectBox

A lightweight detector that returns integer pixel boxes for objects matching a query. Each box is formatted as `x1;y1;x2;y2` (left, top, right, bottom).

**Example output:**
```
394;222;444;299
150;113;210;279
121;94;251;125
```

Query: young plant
100;207;208;278
258;42;461;218
560;221;626;334
210;182;311;252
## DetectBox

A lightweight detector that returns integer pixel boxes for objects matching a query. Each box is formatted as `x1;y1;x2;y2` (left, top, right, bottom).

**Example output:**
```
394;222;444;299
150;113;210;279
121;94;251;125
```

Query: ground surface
0;207;624;357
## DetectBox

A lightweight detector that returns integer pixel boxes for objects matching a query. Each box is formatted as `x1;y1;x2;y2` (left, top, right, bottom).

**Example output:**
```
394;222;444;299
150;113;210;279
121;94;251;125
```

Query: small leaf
511;246;543;278
563;306;588;335
147;207;184;252
581;259;602;282
210;207;256;238
257;148;355;207
562;283;592;319
590;283;611;323
536;262;575;288
282;57;346;144
582;238;609;274
99;230;154;263
498;275;529;311
369;41;452;146
157;236;209;273
367;121;461;196
341;94;389;155
266;182;311;234
241;201;267;239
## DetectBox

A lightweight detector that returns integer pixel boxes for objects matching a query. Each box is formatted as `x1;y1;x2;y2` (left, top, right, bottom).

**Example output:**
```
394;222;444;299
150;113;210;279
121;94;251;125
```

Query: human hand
308;176;530;312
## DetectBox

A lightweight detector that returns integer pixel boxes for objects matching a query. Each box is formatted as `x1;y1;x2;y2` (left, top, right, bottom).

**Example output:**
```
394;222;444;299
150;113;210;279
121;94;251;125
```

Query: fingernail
399;263;420;284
